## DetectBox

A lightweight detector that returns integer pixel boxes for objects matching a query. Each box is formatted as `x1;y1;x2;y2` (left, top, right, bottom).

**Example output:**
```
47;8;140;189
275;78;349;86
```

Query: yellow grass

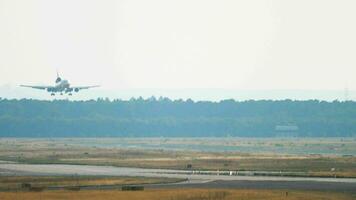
0;176;181;190
1;138;356;178
0;189;354;200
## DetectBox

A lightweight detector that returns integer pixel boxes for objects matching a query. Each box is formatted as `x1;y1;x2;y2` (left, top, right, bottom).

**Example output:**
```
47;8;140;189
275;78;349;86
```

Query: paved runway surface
1;164;356;192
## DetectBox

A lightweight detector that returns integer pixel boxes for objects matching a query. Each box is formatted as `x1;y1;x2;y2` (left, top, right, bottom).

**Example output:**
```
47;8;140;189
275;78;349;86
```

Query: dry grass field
1;139;355;199
0;176;182;190
0;189;354;200
1;138;355;178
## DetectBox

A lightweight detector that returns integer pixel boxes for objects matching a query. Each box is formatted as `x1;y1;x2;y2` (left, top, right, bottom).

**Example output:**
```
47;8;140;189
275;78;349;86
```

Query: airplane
20;72;99;96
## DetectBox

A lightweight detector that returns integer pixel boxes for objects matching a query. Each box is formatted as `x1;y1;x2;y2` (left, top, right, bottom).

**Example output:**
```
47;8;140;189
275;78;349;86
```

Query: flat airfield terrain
0;138;355;178
0;189;355;200
0;138;355;199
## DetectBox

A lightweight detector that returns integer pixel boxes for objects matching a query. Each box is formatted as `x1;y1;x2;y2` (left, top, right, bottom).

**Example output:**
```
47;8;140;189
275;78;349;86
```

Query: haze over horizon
1;0;355;99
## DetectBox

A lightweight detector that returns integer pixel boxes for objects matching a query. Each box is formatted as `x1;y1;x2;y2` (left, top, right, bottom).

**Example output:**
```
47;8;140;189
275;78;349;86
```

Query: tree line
0;98;355;137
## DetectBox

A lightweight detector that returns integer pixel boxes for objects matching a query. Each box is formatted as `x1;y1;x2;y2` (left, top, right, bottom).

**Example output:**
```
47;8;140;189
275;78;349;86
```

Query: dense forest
0;98;355;137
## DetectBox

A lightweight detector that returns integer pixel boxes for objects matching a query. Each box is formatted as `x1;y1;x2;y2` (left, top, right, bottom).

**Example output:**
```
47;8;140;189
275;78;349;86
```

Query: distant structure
275;125;299;137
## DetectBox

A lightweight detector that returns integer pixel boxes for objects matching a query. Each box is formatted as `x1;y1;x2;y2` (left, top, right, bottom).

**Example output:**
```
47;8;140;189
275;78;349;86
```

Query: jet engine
65;88;73;93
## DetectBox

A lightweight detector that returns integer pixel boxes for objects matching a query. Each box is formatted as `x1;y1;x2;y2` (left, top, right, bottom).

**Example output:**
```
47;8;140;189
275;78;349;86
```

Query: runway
1;163;355;192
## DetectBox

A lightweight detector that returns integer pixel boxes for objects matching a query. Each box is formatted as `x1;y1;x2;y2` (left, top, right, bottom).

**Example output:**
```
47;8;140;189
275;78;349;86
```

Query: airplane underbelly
55;87;64;92
60;83;70;89
55;85;68;92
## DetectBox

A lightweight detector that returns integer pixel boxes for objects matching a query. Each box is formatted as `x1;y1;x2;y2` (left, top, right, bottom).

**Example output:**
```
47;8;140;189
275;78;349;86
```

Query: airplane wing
20;85;53;90
72;85;100;91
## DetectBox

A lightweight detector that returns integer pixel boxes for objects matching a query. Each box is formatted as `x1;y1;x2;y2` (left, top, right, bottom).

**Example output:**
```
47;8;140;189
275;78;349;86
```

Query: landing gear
60;93;63;95
68;93;72;96
51;93;55;96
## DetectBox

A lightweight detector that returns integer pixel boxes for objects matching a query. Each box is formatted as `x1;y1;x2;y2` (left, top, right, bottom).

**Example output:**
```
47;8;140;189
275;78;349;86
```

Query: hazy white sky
0;0;355;90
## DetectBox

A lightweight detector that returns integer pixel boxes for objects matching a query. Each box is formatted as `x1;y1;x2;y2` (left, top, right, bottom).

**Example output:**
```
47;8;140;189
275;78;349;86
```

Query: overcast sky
0;0;355;92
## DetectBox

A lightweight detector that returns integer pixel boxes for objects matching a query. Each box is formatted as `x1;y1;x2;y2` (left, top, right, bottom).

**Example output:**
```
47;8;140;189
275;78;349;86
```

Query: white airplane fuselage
55;80;70;91
48;78;76;95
